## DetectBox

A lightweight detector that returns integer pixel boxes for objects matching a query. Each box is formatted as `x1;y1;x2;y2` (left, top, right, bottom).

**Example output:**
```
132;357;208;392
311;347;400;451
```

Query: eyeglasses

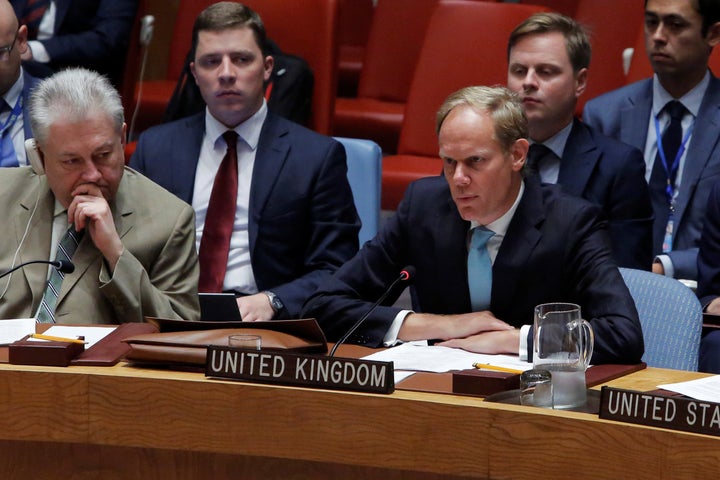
0;30;18;62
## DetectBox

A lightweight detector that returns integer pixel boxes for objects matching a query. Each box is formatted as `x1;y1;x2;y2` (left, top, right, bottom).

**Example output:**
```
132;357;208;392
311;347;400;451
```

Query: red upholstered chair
381;0;549;210
518;0;577;16
574;0;644;114
333;0;441;154
133;0;340;135
337;0;375;97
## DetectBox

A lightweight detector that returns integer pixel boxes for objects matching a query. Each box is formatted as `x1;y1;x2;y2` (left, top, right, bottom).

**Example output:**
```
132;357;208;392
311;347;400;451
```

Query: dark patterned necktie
36;226;83;323
649;100;686;253
526;143;553;178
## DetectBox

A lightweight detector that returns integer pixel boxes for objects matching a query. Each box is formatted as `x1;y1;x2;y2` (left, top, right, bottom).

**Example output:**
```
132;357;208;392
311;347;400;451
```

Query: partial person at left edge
9;0;138;87
0;68;200;324
0;0;40;168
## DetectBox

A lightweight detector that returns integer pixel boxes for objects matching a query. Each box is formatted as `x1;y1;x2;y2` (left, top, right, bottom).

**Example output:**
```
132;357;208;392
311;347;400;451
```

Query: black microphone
328;265;415;357
0;259;75;279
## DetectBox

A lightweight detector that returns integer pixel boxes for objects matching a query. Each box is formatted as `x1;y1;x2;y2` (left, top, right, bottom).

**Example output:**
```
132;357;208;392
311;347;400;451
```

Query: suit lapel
674;76;720;225
620;80;653;150
172;114;205;204
435;192;472;312
491;179;545;312
248;114;291;255
16;176;54;303
557;120;599;196
53;0;71;31
21;71;38;138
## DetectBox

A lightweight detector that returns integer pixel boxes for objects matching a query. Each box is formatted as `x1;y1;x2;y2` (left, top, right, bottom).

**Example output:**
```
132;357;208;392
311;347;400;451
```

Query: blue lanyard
0;95;22;138
653;113;694;207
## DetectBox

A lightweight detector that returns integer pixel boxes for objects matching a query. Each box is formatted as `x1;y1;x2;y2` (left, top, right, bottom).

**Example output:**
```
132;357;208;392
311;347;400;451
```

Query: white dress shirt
192;102;267;293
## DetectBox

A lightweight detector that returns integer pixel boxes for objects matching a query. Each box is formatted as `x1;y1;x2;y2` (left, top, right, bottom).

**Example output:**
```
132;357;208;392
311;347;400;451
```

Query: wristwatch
264;291;284;313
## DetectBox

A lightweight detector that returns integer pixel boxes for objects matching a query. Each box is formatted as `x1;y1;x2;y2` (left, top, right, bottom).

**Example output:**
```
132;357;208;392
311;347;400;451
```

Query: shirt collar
470;180;525;236
530;120;573;159
652;70;709;118
204;100;268;151
2;68;24;109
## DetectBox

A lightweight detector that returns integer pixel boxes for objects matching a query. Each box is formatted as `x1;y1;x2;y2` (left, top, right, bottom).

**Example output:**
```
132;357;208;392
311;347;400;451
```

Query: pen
472;363;524;374
30;333;87;345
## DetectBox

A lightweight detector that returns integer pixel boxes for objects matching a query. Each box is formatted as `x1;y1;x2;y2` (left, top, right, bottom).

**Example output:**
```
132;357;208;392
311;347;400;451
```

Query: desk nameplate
599;386;720;437
205;346;395;394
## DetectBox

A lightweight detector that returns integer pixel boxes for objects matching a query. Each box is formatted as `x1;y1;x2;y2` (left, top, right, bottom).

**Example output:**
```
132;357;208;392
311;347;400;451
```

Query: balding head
0;0;28;95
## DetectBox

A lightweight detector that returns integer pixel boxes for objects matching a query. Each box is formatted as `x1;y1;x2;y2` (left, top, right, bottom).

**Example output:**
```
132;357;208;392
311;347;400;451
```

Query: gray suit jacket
583;75;720;279
0;167;200;324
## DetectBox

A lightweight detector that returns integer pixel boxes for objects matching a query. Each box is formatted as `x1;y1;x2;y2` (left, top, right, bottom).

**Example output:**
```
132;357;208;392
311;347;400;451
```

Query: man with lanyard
584;0;720;281
0;0;39;167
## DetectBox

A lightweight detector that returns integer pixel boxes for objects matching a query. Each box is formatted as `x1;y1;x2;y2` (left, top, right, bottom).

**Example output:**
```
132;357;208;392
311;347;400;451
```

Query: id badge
662;215;674;253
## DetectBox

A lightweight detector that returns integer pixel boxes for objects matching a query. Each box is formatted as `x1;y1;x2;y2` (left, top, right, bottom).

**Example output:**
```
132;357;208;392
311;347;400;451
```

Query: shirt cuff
518;324;531;361
382;310;413;346
654;254;674;278
28;41;50;63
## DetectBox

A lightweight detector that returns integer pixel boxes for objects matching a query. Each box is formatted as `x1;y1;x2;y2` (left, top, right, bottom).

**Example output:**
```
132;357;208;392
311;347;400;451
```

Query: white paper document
659;376;720;403
362;341;532;373
0;318;37;345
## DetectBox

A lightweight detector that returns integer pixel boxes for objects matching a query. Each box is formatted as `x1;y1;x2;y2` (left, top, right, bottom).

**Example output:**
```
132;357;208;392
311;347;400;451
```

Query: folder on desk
8;323;158;367
124;318;328;367
70;323;158;366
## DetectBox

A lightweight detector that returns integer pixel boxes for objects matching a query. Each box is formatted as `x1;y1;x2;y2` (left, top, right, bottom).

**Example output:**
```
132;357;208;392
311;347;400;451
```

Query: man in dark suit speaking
131;2;359;321
506;12;653;270
303;86;643;365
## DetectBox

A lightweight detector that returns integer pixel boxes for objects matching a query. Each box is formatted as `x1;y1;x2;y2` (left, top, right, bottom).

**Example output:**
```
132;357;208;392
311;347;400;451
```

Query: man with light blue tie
0;0;40;168
303;86;644;365
583;0;720;280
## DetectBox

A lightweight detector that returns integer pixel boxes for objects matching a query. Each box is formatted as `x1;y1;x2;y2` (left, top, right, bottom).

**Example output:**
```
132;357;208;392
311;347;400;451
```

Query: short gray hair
29;68;124;145
436;85;528;154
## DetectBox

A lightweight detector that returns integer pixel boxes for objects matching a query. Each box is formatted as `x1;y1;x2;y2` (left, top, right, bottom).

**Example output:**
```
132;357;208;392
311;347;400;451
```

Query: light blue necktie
0;100;18;168
468;226;495;311
36;226;83;323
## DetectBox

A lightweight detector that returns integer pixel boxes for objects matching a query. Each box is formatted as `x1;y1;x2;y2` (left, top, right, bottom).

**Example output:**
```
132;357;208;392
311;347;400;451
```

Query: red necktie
21;0;51;40
198;131;239;292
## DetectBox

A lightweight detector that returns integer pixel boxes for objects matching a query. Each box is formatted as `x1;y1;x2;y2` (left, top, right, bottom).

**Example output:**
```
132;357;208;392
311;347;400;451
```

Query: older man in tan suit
0;68;199;324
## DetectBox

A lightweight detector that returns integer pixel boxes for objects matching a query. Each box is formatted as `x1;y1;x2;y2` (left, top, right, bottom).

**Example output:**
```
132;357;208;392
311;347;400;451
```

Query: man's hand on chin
68;184;123;270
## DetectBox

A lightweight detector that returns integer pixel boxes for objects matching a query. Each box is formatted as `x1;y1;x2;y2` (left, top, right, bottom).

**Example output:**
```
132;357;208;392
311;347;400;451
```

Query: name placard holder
205;346;395;394
599;386;720;437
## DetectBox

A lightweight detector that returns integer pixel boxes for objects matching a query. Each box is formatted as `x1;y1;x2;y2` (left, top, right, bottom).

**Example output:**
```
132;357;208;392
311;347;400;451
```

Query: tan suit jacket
0;167;200;324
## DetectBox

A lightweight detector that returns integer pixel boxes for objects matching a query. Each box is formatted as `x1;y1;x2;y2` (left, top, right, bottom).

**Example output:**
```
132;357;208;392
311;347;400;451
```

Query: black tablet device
198;293;243;321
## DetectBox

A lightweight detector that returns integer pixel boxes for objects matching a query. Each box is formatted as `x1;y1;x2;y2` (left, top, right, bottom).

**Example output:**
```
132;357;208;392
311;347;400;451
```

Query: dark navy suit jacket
130;112;360;319
302;175;644;365
11;0;138;85
20;70;39;140
556;119;653;270
583;75;720;280
697;181;720;307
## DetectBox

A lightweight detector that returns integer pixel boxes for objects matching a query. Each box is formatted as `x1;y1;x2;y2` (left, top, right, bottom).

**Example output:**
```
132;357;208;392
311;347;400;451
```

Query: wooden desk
0;362;717;480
